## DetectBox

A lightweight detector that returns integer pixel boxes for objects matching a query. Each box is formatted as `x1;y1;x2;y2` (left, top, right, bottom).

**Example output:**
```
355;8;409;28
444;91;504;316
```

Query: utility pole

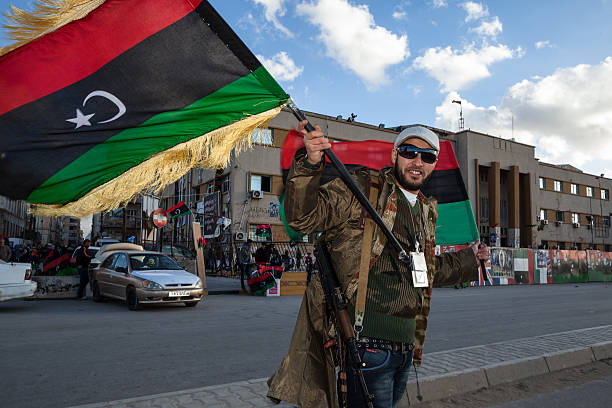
122;207;127;242
452;100;464;131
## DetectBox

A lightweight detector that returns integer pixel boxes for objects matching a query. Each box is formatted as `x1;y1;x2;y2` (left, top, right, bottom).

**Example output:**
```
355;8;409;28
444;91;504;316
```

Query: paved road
1;283;611;408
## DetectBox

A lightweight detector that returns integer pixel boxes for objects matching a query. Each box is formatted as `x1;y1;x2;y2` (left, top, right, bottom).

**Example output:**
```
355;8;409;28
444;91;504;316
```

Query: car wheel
184;301;198;308
92;281;103;302
126;287;140;311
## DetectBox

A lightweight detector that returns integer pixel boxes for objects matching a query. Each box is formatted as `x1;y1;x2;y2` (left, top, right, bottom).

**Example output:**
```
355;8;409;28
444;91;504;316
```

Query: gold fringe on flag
30;106;284;217
1;0;105;56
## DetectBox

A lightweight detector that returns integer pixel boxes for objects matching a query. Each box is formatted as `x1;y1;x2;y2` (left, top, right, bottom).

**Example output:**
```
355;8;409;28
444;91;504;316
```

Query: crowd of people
0;237;79;276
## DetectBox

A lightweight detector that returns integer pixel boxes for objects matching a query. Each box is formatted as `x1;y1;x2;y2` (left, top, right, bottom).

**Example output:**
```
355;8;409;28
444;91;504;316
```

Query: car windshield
129;254;182;271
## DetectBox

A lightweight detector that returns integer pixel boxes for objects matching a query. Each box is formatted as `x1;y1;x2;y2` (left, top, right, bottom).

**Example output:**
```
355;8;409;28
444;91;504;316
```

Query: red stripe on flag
0;0;203;116
281;130;459;171
168;201;185;213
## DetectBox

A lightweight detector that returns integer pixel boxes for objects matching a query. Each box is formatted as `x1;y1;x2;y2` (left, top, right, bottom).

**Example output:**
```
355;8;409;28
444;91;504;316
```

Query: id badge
410;251;429;288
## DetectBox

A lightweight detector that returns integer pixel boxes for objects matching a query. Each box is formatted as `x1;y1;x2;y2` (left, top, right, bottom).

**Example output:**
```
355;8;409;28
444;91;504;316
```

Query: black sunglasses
396;144;438;164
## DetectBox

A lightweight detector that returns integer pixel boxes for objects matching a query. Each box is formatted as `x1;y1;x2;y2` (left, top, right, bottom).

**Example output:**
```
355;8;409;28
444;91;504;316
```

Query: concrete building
164;108;611;251
0;195;28;239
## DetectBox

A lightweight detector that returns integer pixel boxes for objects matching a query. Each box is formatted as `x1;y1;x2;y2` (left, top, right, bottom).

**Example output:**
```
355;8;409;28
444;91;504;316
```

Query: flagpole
287;101;410;264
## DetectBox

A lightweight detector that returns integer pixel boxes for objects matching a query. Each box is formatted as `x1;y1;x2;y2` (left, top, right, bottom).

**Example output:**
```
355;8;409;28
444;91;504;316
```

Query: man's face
84;241;90;248
391;137;437;193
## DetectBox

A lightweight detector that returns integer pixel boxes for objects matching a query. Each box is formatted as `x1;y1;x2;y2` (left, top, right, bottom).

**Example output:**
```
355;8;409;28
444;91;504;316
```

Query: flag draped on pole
167;201;190;219
280;130;480;245
0;0;289;216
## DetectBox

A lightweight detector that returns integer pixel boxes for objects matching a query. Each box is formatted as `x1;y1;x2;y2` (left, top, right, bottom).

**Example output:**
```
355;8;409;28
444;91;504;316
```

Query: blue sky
1;0;612;177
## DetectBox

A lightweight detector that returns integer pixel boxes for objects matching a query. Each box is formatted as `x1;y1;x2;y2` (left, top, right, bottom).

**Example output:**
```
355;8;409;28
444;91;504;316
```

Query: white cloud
257;51;304;81
434;57;612;172
413;43;521;92
251;0;293;37
460;1;488;22
471;16;502;38
297;0;409;88
433;0;448;8
535;40;552;49
392;11;407;20
604;169;612;178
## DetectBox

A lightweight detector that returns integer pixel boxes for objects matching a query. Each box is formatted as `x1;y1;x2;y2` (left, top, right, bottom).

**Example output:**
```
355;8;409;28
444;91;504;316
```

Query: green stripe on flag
435;200;479;245
280;193;304;242
28;66;288;204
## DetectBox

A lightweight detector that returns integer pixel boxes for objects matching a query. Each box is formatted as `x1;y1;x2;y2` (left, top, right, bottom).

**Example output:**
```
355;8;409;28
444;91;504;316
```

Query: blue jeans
343;347;413;408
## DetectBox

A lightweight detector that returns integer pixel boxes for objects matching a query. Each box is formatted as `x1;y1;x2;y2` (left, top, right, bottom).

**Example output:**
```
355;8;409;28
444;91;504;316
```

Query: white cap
394;125;440;152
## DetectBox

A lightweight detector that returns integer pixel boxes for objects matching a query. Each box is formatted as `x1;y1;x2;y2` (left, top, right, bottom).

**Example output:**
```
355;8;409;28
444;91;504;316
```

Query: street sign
151;208;168;228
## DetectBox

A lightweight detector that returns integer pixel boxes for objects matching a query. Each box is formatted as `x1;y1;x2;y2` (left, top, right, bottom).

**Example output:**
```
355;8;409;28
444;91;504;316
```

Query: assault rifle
315;243;374;408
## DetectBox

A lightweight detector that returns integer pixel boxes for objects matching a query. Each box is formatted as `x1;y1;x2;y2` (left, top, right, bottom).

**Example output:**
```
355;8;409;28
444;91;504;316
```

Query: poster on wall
534;250;551;284
550;250;588;283
269;202;280;218
587;251;612;282
490;247;514;285
513;249;531;284
201;192;220;236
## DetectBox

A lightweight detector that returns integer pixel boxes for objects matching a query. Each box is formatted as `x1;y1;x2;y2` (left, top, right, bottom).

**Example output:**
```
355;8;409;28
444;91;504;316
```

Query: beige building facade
163;108;610;252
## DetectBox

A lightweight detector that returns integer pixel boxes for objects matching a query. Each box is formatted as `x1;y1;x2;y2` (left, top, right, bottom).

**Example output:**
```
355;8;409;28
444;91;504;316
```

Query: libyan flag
0;0;289;216
168;201;191;219
256;224;272;238
280;130;479;245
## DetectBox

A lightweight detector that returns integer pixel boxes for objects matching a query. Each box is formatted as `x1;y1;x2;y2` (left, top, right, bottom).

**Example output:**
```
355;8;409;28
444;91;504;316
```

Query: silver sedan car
91;250;204;310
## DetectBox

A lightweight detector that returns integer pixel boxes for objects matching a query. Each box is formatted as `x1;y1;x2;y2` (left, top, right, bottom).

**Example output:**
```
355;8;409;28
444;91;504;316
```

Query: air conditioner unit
542;220;549;225
234;231;246;241
251;190;263;199
555;220;563;226
572;222;580;228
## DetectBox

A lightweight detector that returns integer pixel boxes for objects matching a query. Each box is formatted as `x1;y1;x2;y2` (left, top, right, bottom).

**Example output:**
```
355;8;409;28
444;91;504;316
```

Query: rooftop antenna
452;100;464;131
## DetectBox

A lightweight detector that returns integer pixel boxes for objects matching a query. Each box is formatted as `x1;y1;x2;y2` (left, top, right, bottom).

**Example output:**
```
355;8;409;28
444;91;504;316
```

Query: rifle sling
354;177;380;335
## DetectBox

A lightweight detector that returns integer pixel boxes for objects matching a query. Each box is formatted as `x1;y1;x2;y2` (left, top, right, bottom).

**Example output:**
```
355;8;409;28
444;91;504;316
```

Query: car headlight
141;279;163;290
194;279;202;288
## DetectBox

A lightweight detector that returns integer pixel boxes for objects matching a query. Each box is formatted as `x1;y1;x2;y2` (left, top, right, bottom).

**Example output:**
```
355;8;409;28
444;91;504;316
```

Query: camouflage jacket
267;150;478;407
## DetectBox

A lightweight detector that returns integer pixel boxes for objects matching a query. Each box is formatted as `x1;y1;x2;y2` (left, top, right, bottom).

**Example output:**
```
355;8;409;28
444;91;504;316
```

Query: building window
586;186;593;197
571;213;579;224
571;183;578;194
539;209;546;221
252;128;273;145
601;189;609;200
206;182;215;194
554;180;562;192
603;216;610;227
556;211;564;222
221;177;230;193
250;174;272;193
539;177;545;189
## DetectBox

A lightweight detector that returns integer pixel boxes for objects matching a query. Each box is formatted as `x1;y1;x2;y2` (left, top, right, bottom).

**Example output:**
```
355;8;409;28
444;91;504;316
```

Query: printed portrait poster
550;250;588;283
534;250;551;284
269;202;280;218
490;247;514;284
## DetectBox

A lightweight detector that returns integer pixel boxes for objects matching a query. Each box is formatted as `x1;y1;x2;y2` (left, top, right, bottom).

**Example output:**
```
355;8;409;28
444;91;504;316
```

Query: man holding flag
268;122;490;408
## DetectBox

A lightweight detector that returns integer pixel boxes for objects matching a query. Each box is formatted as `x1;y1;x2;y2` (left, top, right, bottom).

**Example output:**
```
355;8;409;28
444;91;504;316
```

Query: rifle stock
315;243;374;408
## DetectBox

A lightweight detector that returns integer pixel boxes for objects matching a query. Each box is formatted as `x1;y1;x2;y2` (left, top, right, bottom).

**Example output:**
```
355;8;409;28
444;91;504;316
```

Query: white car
0;261;37;301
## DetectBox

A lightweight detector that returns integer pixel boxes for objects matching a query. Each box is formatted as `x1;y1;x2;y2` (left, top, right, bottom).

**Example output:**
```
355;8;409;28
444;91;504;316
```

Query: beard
393;161;433;192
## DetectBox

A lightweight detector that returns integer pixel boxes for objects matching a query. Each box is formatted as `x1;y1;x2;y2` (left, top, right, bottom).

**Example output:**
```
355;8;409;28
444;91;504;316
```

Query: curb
401;341;612;406
67;378;272;408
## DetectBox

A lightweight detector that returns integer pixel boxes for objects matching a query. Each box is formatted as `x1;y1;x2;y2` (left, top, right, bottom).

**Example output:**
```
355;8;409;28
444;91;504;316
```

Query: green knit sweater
350;191;424;343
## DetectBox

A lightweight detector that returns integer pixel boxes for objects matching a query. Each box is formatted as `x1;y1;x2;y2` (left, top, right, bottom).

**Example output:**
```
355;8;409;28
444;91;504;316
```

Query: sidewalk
70;325;612;408
205;276;244;295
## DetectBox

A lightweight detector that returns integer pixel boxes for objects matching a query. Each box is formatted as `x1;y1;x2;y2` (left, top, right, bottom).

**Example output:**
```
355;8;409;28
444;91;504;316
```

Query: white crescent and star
66;90;127;129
